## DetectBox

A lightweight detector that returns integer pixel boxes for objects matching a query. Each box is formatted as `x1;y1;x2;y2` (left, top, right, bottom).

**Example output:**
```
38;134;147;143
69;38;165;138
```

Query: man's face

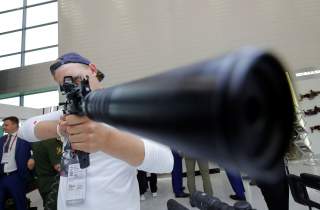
53;63;89;86
53;63;100;91
2;120;18;134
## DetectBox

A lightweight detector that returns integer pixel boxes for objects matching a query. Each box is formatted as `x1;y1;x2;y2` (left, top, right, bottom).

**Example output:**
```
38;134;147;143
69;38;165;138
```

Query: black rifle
60;76;91;169
62;47;294;181
167;191;256;210
299;90;320;101
310;125;320;133
303;106;320;116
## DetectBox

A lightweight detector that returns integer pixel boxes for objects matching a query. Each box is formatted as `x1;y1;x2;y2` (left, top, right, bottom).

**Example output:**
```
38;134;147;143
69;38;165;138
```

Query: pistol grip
77;150;90;169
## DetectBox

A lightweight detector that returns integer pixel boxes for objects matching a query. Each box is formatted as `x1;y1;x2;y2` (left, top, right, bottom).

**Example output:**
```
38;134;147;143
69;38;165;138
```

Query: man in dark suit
0;116;32;210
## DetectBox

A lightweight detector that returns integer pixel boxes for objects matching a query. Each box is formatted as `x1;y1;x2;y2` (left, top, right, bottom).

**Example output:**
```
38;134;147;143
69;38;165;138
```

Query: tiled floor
28;170;315;210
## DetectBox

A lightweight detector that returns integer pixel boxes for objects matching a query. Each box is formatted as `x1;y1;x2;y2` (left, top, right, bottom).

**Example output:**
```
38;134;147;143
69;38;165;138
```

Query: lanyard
4;135;17;152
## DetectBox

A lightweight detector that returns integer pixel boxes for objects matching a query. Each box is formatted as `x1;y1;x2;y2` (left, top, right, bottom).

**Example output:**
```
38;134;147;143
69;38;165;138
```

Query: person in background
171;150;189;198
137;170;158;200
224;169;246;201
0;116;33;210
31;138;62;210
184;156;213;196
256;160;289;210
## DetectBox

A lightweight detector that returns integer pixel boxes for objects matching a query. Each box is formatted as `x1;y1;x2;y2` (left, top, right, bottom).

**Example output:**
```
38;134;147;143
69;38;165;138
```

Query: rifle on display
310;125;320;133
303;106;320;116
299;90;320;101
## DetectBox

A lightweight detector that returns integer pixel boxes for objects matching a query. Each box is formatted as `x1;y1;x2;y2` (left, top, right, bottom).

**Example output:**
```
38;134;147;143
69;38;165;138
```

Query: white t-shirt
19;111;173;210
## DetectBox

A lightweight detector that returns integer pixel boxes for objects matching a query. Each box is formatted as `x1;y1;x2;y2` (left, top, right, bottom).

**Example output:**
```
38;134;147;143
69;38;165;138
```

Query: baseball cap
49;52;91;74
49;52;105;81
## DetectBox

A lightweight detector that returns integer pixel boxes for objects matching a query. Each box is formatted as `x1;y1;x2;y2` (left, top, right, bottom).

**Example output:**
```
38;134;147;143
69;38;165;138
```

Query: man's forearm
35;120;59;140
18;111;62;142
100;126;145;166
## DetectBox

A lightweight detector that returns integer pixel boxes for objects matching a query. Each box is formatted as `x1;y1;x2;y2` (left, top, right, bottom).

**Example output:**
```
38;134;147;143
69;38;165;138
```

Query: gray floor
27;170;314;210
139;171;308;210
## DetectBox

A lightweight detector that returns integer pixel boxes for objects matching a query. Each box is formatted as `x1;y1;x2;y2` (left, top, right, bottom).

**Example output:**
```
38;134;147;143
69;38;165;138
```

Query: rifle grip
76;150;90;169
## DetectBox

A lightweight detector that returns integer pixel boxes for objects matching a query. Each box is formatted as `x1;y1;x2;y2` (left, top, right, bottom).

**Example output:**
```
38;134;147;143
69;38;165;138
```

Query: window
0;54;21;71
27;0;52;6
0;0;58;71
0;97;20;106
0;31;22;55
24;90;59;108
26;2;58;27
0;10;23;33
25;47;58;66
0;1;22;12
26;24;58;50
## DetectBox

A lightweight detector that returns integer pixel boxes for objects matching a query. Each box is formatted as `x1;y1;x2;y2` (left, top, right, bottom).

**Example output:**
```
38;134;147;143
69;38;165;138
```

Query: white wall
1;0;320;94
59;0;320;88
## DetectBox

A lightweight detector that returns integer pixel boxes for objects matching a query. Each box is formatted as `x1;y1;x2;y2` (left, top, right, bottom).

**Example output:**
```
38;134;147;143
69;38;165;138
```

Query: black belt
2;171;17;176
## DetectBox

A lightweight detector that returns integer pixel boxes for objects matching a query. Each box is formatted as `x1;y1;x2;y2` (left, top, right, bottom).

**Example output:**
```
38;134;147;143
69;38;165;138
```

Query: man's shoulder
17;137;31;146
17;136;28;142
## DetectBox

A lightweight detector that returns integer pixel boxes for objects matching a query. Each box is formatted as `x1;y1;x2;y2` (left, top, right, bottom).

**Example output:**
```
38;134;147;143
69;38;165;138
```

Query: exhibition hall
1;1;320;210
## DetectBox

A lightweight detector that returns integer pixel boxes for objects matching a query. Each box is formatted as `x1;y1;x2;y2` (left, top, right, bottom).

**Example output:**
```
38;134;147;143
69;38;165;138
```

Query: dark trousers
225;169;245;199
256;161;289;210
137;170;157;194
171;151;184;195
39;174;60;210
0;172;27;210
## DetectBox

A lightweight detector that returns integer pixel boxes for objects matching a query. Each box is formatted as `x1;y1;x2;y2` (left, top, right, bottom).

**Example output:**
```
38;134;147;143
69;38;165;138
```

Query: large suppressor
84;48;294;181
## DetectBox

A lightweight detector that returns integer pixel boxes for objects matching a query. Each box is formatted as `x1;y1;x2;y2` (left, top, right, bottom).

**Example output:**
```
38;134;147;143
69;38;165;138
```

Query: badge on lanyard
60;141;78;177
1;153;9;164
66;163;87;205
1;135;16;164
60;136;87;205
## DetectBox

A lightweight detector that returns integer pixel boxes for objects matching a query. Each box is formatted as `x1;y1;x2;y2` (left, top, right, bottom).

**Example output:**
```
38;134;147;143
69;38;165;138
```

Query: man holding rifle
17;48;295;210
18;53;174;210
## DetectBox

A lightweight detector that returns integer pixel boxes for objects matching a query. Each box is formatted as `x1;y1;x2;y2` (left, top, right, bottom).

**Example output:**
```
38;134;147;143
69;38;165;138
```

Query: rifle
299;90;320;101
61;47;294;181
303;106;320;116
60;76;91;169
310;125;320;133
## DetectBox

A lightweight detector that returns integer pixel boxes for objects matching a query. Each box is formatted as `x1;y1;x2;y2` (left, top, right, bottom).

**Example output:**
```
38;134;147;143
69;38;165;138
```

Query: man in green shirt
31;138;62;210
